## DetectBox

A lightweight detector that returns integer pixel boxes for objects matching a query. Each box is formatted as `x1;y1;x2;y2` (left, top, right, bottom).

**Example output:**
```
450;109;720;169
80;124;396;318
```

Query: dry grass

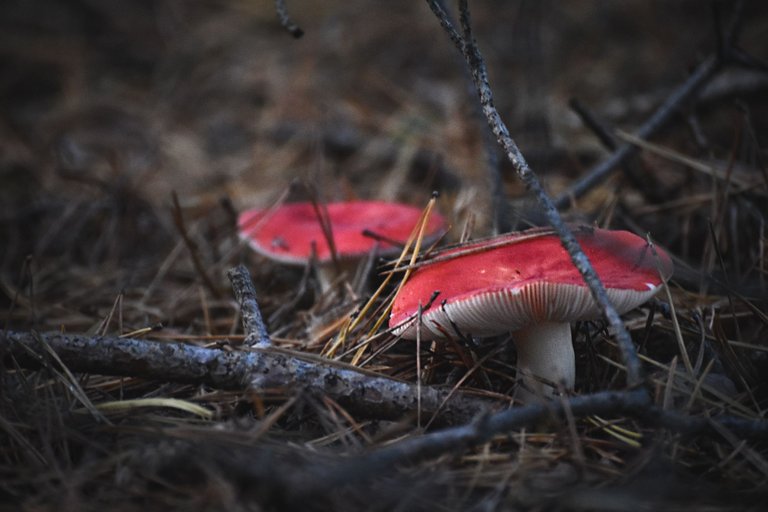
1;1;768;510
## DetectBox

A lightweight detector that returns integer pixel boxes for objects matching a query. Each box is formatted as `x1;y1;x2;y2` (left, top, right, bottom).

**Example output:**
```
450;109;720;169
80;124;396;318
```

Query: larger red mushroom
390;226;673;401
239;200;445;290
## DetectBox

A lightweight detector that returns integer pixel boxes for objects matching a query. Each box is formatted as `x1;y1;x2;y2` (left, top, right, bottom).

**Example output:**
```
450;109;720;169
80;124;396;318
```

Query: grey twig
555;55;722;209
268;388;768;498
555;1;747;209
171;192;222;299
427;0;644;387
274;0;304;38
127;389;768;505
568;98;664;203
1;330;493;426
435;0;510;234
568;98;618;151
227;265;271;348
345;388;768;480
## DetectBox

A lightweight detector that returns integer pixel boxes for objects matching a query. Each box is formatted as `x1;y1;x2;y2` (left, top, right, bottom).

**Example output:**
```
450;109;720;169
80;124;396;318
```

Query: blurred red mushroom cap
238;200;445;265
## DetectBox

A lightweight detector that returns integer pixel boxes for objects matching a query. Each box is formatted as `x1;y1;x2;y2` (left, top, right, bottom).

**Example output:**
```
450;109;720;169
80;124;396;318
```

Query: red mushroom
390;226;673;401
238;200;445;291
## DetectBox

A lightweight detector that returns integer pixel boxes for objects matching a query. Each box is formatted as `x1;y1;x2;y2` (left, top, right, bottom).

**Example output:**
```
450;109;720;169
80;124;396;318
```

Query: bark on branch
183;389;768;501
227;264;271;348
427;0;644;387
357;389;768;473
0;330;494;425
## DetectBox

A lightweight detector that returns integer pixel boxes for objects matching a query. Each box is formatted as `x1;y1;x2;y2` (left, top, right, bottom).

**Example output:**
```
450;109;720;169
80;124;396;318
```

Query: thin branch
1;330;493;426
274;0;304;38
353;389;768;475
555;1;747;208
358;390;649;471
227;265;271;348
568;98;664;203
427;0;644;387
293;388;768;496
555;55;722;209
719;0;745;53
435;0;510;234
568;98;618;151
130;388;768;506
171;192;222;299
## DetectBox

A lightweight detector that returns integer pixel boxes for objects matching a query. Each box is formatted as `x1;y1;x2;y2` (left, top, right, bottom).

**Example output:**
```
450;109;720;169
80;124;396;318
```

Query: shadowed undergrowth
2;1;768;510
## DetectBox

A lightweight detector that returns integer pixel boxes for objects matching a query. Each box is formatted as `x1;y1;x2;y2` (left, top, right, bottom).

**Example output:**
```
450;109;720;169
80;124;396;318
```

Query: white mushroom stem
512;321;575;403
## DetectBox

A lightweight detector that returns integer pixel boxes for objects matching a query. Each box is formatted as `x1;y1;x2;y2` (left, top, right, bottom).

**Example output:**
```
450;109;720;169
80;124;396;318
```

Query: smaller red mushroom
238;200;445;291
389;226;673;401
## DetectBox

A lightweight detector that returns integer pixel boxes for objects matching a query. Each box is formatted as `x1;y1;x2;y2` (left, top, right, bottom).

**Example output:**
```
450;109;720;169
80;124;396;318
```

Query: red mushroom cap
238;200;445;265
390;227;673;338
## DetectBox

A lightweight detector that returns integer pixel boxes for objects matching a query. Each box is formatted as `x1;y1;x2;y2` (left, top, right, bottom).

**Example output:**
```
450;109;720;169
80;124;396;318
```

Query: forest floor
2;1;768;511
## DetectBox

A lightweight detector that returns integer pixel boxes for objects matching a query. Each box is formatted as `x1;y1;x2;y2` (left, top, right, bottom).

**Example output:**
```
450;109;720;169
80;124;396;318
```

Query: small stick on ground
568;98;619;151
432;0;510;234
227;265;271;348
555;1;747;209
555;56;722;209
275;0;304;38
299;388;768;496
1;330;494;426
171;192;222;299
568;98;664;203
427;0;644;388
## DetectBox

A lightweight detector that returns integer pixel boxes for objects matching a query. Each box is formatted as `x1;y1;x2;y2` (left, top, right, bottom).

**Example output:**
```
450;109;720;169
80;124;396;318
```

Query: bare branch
275;0;304;39
253;388;768;497
555;2;748;208
171;192;222;299
555;55;722;209
434;0;510;234
358;390;649;470
568;98;618;151
1;330;494;426
227;264;271;348
347;388;768;479
568;98;665;203
427;0;644;387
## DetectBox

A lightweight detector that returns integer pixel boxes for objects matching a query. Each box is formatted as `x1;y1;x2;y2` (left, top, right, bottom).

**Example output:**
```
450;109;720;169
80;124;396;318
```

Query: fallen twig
427;0;644;387
337;388;768;488
227;264;271;348
555;56;722;209
568;97;619;151
0;330;495;425
434;0;510;234
568;97;665;202
275;0;304;38
554;2;747;209
223;388;768;500
171;192;222;299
